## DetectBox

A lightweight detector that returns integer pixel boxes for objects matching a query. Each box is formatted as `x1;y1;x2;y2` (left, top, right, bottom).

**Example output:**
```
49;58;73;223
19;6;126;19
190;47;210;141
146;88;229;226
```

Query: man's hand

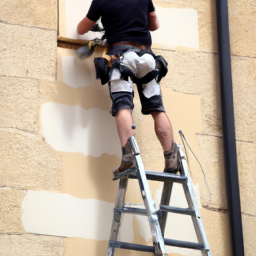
77;16;96;35
148;12;160;31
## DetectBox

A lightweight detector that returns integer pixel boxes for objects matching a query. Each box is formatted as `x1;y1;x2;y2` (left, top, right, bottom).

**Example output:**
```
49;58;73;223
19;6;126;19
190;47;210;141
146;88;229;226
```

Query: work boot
163;142;179;174
113;140;137;175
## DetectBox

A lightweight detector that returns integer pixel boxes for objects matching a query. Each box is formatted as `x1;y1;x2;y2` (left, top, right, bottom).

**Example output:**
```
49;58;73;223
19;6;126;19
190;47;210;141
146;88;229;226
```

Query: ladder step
109;241;154;252
129;170;187;183
114;207;147;216
164;238;205;250
160;205;196;216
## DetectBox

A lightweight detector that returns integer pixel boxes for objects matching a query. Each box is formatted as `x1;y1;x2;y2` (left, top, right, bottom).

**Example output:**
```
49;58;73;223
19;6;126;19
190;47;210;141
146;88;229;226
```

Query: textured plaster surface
229;0;256;58
0;189;24;233
232;57;256;142
0;0;57;30
0;128;61;190
237;141;256;216
196;134;256;216
0;77;39;132
63;238;108;256
242;214;256;256
61;152;119;203
0;24;57;81
201;208;232;256
196;135;227;209
0;234;63;256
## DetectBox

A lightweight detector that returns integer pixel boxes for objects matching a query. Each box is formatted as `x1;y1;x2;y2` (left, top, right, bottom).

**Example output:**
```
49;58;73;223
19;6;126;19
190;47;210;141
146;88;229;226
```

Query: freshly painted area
60;0;199;51
151;6;199;50
41;103;121;158
21;191;114;241
62;56;92;88
64;0;104;40
21;191;135;242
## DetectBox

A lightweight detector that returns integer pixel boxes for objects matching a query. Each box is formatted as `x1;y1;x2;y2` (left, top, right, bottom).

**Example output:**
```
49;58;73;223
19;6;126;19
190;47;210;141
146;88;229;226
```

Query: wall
0;0;255;256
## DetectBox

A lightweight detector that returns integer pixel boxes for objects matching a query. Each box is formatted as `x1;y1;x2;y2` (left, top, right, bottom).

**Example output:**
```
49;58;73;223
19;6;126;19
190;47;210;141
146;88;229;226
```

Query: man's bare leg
151;111;179;173
151;111;173;151
113;109;137;175
115;109;134;146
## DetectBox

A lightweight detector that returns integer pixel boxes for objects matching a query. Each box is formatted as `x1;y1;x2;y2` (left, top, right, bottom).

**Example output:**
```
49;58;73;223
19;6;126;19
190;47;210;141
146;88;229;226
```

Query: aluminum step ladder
106;136;212;256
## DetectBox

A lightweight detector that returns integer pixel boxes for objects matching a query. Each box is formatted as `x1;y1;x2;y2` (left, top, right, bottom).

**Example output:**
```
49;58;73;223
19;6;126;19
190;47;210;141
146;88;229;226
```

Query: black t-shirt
87;0;155;45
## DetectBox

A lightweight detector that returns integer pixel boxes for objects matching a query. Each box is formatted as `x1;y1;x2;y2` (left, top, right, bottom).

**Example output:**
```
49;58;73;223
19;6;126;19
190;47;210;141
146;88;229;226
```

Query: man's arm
148;11;160;31
77;16;96;35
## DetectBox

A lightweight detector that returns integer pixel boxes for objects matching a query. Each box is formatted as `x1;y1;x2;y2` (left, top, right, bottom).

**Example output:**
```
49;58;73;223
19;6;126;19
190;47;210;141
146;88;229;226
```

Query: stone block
0;77;39;132
0;128;62;190
196;135;227;209
0;0;57;30
201;208;232;256
0;234;63;256
0;189;24;233
229;0;256;58
196;135;256;216
242;214;256;256
237;141;256;216
232;57;256;142
0;24;57;81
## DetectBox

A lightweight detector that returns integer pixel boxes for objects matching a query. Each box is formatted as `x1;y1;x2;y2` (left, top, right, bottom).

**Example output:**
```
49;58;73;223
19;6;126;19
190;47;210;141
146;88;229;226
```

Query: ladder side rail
179;146;212;256
159;181;174;236
107;177;129;256
129;136;167;256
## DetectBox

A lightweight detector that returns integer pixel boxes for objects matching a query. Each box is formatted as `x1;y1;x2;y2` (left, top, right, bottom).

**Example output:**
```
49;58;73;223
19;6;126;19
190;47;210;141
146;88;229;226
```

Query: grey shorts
109;83;165;117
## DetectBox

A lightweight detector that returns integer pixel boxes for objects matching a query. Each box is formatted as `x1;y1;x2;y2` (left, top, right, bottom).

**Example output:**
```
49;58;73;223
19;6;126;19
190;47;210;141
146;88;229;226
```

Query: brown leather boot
163;142;179;174
113;140;137;175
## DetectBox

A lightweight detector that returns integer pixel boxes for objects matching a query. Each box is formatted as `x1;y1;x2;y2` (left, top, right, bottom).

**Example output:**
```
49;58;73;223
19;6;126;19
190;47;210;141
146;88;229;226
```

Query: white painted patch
21;191;115;240
134;214;152;242
65;0;104;40
62;56;92;88
117;214;135;242
152;7;199;50
41;103;121;158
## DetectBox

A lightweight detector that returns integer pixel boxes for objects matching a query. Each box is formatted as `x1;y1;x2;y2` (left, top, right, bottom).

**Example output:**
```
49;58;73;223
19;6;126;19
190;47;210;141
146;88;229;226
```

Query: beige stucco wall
0;0;255;256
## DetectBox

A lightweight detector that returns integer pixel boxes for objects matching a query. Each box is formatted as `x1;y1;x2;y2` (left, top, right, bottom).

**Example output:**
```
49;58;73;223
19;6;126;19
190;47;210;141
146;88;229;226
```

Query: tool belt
77;39;168;86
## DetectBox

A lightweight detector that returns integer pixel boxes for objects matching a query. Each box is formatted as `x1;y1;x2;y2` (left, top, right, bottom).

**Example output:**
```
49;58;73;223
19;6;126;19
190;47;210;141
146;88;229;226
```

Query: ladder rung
164;238;205;250
114;207;147;216
129;170;187;183
109;241;154;252
160;205;196;216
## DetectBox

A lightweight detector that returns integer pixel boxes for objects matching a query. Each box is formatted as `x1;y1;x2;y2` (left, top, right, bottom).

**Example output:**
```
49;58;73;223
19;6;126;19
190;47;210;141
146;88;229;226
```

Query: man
77;0;179;175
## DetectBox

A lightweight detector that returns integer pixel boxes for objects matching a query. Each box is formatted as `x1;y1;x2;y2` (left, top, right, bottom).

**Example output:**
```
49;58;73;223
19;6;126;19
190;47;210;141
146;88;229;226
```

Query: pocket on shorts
142;79;161;98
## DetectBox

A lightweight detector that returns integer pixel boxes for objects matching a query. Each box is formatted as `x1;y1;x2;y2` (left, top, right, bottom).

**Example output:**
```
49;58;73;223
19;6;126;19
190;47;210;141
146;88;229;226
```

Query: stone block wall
0;1;64;255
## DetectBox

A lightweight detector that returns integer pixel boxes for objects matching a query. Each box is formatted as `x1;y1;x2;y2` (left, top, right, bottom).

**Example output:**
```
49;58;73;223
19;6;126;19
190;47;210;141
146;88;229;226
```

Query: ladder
106;136;212;256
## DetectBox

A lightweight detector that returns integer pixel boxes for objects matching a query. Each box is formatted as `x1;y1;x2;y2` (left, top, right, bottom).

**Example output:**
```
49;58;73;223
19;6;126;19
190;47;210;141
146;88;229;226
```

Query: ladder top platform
129;170;187;183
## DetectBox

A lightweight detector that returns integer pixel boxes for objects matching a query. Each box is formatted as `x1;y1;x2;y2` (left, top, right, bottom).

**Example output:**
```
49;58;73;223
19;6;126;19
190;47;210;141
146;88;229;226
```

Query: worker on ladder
77;0;179;175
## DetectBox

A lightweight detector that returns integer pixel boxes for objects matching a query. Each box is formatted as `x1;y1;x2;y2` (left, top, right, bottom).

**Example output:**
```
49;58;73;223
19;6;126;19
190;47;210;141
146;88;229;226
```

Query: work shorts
94;44;168;117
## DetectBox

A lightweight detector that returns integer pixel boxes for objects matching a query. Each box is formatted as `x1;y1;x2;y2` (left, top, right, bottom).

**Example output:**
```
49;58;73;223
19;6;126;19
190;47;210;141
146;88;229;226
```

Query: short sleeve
86;0;101;21
148;0;155;13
